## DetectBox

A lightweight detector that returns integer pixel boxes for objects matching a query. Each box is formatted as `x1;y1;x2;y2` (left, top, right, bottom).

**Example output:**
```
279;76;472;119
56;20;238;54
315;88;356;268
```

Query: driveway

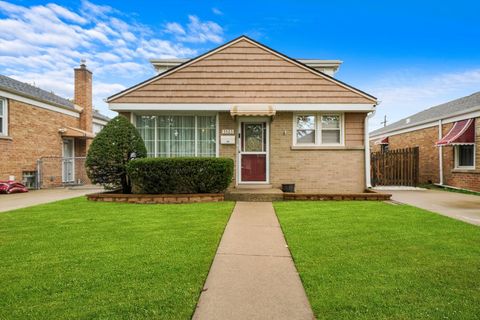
0;186;103;213
386;189;480;226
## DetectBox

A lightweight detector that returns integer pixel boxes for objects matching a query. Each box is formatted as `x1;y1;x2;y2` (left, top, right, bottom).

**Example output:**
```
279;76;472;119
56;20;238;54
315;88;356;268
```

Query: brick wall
0;99;82;182
370;117;480;191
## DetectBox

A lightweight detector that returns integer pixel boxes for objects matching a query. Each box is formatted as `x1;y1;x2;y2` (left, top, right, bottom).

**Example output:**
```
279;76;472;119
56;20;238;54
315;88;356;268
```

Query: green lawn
274;201;480;320
0;198;234;320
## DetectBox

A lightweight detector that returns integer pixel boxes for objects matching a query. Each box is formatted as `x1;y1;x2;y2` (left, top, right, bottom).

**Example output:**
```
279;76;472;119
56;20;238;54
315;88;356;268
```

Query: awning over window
436;118;475;146
374;137;389;145
230;104;276;117
59;126;95;139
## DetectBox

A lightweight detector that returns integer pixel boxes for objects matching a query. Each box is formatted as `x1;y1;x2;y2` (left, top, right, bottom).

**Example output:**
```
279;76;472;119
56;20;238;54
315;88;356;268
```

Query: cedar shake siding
109;39;374;104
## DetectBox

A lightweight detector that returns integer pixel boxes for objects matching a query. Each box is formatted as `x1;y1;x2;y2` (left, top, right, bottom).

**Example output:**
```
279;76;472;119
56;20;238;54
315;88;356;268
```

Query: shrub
86;116;147;193
126;157;234;194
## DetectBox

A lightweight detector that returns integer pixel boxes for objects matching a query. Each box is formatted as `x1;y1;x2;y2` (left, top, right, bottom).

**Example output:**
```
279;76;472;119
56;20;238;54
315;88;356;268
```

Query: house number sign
221;129;234;135
220;129;235;144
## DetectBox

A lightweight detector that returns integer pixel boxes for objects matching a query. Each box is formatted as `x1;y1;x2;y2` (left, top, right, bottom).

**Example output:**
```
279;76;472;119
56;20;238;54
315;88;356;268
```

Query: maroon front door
240;122;267;182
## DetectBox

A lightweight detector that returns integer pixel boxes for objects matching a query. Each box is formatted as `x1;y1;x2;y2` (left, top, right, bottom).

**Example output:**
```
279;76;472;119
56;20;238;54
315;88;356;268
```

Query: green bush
126;157;234;194
86;116;147;193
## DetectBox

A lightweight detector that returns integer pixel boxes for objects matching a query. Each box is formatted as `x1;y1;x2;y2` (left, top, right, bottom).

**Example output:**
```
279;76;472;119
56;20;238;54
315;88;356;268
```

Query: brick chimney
74;60;93;133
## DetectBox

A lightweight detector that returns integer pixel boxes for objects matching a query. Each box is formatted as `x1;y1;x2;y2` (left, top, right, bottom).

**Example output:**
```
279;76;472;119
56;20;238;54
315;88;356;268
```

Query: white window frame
0;97;8;136
134;112;219;158
454;145;475;170
292;113;344;146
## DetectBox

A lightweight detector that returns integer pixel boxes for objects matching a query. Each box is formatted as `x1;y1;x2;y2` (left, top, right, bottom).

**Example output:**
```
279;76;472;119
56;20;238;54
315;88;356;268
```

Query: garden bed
87;192;224;204
283;189;391;201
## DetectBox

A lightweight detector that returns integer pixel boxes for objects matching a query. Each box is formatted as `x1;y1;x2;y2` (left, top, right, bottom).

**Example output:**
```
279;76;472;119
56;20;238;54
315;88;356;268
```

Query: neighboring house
370;92;479;192
107;36;377;193
0;63;110;188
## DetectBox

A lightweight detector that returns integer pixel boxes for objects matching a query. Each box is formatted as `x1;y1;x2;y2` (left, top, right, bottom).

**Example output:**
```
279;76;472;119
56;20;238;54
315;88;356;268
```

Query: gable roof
0;74;109;121
107;35;377;103
370;91;480;137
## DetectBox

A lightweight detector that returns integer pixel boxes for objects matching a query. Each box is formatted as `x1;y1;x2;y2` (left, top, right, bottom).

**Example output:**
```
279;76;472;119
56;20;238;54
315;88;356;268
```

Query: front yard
274;201;480;319
0;198;234;319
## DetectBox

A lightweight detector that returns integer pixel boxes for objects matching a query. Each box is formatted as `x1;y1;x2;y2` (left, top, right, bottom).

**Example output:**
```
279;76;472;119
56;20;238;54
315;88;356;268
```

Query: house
370;92;479;192
107;36;377;193
0;63;109;188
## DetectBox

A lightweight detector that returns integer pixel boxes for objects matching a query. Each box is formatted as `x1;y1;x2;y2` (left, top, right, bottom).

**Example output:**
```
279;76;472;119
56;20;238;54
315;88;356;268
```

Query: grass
419;183;480;196
0;197;234;320
274;201;480;320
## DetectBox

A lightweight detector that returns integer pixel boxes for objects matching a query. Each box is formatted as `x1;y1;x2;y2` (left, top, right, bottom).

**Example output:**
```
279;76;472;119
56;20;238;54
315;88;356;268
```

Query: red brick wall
0;99;83;182
370;117;480;191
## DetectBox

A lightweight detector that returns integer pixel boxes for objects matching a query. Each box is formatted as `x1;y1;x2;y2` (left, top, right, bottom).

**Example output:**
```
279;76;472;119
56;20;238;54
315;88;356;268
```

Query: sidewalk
0;186;103;213
193;201;314;320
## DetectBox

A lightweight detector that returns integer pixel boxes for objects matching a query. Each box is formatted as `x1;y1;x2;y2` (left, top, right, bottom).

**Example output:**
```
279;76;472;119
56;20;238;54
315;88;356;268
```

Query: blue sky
1;0;479;130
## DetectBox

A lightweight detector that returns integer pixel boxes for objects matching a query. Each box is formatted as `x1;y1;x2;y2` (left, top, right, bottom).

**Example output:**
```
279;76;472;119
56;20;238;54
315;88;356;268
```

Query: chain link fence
36;156;89;189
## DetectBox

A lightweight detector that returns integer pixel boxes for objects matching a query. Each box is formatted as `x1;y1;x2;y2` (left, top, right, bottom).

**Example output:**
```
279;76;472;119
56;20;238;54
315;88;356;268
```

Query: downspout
365;112;373;188
438;119;444;185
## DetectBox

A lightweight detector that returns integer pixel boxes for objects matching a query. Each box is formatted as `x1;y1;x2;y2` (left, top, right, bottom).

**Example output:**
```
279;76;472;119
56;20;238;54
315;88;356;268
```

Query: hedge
126;157;234;194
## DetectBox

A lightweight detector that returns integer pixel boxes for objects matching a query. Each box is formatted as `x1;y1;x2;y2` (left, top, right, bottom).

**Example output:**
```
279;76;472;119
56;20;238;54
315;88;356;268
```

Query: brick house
370;92;479;192
0;63;109;188
107;36;377;193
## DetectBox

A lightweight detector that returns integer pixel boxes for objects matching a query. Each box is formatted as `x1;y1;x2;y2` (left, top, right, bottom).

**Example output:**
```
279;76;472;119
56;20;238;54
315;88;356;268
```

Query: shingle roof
0;74;109;121
370;91;480;137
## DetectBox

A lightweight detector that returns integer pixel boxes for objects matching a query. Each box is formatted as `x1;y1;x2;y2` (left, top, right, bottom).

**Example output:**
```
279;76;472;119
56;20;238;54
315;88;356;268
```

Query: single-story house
0;63;109;188
107;36;377;193
370;92;479;192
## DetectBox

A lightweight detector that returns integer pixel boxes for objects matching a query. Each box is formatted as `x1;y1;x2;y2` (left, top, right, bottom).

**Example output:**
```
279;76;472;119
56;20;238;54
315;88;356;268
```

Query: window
381;144;389;153
455;145;475;169
0;98;7;136
136;115;217;158
294;113;343;146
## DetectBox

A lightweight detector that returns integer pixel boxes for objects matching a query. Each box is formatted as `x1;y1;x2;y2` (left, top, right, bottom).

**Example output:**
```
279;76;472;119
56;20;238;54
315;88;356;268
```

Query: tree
86;116;147;193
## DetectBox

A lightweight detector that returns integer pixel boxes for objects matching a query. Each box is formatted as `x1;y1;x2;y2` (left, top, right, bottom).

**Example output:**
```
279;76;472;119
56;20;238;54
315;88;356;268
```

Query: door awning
374;137;389;145
436;118;475;146
230;104;276;117
59;126;95;139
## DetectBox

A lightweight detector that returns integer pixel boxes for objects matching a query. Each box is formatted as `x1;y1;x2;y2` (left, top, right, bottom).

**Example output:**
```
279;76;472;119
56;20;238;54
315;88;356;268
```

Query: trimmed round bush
126;157;234;194
86;116;147;193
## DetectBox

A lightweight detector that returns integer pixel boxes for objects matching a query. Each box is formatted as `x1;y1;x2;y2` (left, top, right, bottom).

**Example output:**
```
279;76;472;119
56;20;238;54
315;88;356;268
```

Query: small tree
86;116;147;193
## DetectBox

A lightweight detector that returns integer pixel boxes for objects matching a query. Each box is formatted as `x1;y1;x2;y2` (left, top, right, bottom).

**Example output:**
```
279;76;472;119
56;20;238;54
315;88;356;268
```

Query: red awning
374;137;389;145
436;118;475;146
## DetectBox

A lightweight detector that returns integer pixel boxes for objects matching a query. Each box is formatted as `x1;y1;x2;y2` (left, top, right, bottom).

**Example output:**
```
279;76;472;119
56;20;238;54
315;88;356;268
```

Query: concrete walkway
387;189;480;226
193;202;314;320
0;186;103;213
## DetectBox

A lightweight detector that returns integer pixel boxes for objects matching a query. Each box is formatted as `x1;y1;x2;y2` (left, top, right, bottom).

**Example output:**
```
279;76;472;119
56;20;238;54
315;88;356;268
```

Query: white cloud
0;1;223;117
212;8;223;15
367;68;480;131
165;15;224;44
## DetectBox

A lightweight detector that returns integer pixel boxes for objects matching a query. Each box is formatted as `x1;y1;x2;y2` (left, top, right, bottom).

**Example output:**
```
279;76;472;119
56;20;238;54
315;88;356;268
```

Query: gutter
365;112;374;188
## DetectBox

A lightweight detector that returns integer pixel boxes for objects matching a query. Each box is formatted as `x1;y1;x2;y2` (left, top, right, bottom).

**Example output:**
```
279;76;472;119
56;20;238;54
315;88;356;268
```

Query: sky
0;0;479;131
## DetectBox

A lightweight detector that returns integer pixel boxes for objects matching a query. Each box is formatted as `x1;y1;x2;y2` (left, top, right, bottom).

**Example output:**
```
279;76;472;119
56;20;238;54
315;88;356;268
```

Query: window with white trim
294;113;343;145
455;145;475;169
0;98;7;136
136;115;217;158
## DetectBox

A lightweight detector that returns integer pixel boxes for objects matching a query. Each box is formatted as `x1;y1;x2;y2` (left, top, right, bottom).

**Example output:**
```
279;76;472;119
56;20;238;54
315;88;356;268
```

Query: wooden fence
371;147;419;187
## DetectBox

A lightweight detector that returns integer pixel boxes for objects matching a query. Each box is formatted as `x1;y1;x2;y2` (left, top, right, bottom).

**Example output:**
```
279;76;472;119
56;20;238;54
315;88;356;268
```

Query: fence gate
36;156;89;189
370;147;419;187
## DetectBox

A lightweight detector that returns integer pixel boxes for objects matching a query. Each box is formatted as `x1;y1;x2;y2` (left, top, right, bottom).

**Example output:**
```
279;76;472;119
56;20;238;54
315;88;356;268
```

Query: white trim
107;36;377;103
370;108;480;140
215;113;220;157
0;97;8;136
292;113;344;147
365;114;371;188
454;144;476;170
0;90;80;118
109;103;375;112
237;117;270;185
93;118;108;126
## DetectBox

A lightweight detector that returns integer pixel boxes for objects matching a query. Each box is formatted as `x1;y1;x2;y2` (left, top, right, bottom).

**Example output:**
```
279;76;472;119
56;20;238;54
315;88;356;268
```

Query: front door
239;121;268;183
62;138;75;183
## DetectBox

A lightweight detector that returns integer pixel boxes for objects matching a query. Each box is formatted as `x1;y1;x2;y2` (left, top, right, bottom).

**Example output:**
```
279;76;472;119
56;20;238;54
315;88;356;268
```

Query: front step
225;188;284;202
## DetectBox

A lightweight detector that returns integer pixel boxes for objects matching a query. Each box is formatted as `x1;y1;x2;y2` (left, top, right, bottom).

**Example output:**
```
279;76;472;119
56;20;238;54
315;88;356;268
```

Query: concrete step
225;188;284;202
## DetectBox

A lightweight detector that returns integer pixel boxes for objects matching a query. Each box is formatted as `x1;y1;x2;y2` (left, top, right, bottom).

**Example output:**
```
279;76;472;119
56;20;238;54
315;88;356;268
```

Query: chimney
74;60;93;133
